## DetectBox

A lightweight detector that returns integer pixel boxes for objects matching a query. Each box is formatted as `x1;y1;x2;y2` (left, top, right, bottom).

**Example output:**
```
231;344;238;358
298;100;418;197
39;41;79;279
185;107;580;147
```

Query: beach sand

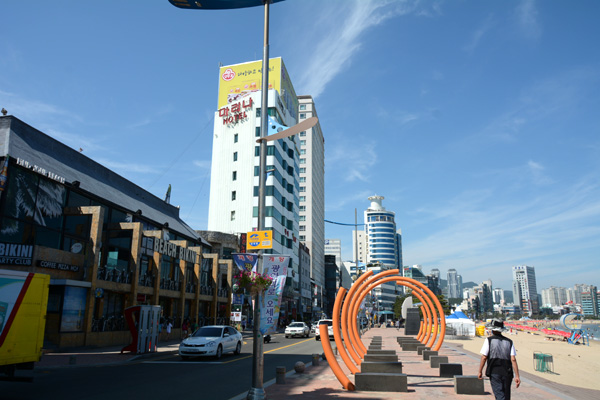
445;325;600;391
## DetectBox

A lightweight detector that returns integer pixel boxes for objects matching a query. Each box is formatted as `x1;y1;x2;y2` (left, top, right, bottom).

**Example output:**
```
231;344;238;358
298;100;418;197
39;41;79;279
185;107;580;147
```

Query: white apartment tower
512;265;539;316
297;95;325;314
208;58;301;278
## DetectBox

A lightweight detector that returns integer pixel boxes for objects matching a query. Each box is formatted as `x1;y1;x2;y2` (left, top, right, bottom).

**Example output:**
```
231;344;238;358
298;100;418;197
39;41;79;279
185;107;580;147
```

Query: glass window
231;191;236;201
299;186;306;192
233;152;238;161
300;149;306;155
300;104;306;110
299;205;306;211
300;131;306;137
234;133;238;143
230;211;235;221
299;177;306;183
300;140;306;145
255;146;260;156
299;226;305;231
232;171;237;181
299;168;306;173
300;196;306;202
299;235;305;241
300;113;306;119
299;216;306;221
255;127;261;137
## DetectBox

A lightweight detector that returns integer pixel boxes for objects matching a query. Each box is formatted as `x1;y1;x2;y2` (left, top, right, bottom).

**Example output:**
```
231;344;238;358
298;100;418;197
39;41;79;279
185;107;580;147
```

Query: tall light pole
168;2;316;399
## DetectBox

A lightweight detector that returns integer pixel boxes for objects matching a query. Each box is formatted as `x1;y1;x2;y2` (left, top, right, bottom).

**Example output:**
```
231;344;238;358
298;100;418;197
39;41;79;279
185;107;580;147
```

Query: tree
393;294;420;320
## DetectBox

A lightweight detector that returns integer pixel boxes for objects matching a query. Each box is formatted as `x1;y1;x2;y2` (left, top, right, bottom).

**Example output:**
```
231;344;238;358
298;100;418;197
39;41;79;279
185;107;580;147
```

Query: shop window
0;217;34;244
35;226;61;249
61;286;88;332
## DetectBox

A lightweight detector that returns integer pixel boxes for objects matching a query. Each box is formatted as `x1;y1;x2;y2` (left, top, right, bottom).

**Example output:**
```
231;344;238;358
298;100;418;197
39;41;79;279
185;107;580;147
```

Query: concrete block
417;346;431;355
363;354;398;363
404;308;421;335
423;350;438;360
361;361;403;374
440;363;463;377
355;373;408;392
366;349;396;355
454;375;485;395
430;355;448;368
401;342;421;351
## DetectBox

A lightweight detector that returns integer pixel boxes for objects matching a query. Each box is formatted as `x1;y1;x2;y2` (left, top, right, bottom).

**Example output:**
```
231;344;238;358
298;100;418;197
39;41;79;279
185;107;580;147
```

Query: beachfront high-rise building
207;58;302;316
297;95;325;319
541;286;568;307
581;286;599;317
354;196;403;312
512;265;539;316
493;288;505;304
447;269;461;299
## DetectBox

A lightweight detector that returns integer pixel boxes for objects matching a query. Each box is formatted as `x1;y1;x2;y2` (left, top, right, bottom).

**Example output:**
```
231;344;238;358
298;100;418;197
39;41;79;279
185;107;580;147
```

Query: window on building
255;127;261;137
299;186;306;192
300;235;305;241
299;196;306;202
300;104;306;110
300;113;306;119
300;131;306;137
300;149;306;155
299;205;306;211
231;191;236;201
299;158;306;164
234;133;238;143
300;140;306;146
299;167;306;173
233;152;238;161
255;146;260;156
299;225;306;231
299;177;306;183
230;211;235;221
299;216;306;221
232;171;237;181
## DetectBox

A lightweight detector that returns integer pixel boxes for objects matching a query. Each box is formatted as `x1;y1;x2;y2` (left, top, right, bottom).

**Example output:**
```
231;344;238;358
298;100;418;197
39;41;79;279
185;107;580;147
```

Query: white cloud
327;139;377;183
463;15;495;53
515;0;541;40
193;160;211;170
93;158;161;175
296;0;432;98
527;160;553;186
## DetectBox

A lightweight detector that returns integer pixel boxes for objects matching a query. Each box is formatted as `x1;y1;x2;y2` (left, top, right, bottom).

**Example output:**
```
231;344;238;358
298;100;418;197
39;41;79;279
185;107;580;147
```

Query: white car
179;325;242;360
285;322;310;338
314;319;334;341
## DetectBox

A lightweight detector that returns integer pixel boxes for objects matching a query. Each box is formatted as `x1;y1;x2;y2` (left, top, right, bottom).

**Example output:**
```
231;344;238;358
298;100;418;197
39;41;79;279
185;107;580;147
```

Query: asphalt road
0;333;325;400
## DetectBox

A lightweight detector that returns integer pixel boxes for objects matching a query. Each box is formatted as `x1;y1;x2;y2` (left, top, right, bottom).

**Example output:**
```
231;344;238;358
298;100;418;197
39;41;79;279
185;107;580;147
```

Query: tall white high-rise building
297;95;325;319
541;286;568;307
207;58;301;303
493;288;505;304
324;239;342;266
512;265;539;316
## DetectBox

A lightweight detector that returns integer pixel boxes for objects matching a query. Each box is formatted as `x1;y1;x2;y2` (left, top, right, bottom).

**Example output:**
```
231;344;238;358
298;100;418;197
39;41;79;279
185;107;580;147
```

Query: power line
324;219;365;227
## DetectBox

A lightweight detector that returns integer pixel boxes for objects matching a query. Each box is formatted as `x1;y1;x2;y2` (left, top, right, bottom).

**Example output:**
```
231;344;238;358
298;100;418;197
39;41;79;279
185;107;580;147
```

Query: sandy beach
445;323;600;391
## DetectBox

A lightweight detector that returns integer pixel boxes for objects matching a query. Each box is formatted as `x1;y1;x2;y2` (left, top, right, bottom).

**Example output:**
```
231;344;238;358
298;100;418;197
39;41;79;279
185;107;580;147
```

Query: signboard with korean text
259;255;289;335
217;58;298;120
246;230;273;250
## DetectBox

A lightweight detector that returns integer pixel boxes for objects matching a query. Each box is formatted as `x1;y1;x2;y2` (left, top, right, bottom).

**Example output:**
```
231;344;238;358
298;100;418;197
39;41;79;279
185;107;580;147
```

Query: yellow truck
0;269;50;380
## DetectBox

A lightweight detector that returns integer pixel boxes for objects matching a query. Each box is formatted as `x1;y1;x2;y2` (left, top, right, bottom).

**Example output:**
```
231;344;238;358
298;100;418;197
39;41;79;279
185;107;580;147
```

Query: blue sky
1;1;599;292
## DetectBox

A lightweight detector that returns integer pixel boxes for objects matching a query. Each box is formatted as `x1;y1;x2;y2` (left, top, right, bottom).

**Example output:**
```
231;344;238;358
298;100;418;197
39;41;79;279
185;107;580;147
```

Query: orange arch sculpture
319;272;446;391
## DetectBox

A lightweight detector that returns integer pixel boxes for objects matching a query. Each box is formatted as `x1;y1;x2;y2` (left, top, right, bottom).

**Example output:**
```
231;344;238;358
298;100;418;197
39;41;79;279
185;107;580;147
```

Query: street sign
231;311;242;322
247;230;273;250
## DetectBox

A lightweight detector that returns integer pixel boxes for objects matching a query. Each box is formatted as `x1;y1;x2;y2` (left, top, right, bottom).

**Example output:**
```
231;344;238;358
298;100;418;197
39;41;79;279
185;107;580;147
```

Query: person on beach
478;319;521;400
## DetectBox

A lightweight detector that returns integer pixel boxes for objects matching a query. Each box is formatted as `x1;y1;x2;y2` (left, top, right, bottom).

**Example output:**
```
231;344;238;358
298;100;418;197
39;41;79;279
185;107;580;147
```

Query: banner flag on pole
259;255;290;335
232;253;259;273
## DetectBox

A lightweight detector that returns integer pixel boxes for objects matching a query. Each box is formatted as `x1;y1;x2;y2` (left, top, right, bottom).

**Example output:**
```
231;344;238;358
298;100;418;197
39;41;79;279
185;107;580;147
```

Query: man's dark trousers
490;374;512;400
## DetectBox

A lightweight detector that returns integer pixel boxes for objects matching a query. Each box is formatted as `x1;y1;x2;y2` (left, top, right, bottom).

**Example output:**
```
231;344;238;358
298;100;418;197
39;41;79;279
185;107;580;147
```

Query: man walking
478;319;521;399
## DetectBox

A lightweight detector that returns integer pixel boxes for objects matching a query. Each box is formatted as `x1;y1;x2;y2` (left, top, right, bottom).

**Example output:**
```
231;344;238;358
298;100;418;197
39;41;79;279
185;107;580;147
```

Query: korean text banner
259;255;289;335
232;253;259;273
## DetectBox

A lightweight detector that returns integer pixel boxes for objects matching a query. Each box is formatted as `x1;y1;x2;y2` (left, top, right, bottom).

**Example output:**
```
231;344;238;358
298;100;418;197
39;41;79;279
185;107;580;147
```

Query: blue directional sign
169;0;285;10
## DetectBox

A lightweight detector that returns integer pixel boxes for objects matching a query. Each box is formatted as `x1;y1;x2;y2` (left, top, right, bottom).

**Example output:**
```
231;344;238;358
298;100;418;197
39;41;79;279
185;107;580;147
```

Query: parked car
179;325;242;360
314;319;334;341
285;322;310;338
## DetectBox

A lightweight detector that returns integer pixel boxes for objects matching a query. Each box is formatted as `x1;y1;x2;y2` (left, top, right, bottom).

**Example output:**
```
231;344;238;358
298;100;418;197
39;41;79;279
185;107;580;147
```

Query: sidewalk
262;327;600;400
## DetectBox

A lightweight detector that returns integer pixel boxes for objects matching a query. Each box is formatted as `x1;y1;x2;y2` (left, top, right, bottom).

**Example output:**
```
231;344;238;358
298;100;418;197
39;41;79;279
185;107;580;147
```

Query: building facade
447;269;461;299
512;265;540;316
581;286;599;317
0;116;232;349
207;58;302;320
